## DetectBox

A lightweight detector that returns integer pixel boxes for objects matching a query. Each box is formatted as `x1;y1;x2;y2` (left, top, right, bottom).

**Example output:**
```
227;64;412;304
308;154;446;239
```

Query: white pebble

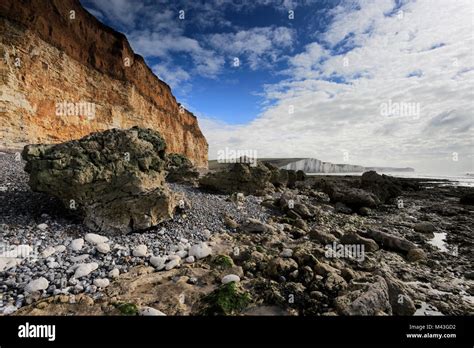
47;261;60;268
188;242;212;259
176;250;187;258
54;245;66;253
85;233;109;245
93;278;110;288
74;262;99;278
139;307;166;316
221;274;240;284
96;243;110;254
132;244;148;257
185;256;195;263
149;256;166;270
25;277;49;292
165;258;180;270
108;268;120;278
71;254;89;262
41;246;56;258
70;238;84;251
37;223;48;231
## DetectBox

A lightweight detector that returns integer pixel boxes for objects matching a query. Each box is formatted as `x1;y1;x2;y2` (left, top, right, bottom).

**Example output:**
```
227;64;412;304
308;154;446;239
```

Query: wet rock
459;193;474;205
338;276;391;315
22;127;181;234
413;222;436;234
360;171;402;204
364;230;416;253
384;274;416;315
309;228;338;244
340;232;379;252
266;257;298;279
240;218;276;234
406;248;426;262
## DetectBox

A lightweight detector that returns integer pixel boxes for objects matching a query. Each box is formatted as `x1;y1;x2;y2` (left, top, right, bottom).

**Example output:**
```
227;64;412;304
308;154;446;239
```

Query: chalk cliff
0;0;208;167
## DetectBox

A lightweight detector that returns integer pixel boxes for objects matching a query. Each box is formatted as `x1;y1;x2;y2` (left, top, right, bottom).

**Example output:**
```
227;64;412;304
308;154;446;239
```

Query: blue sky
81;0;473;174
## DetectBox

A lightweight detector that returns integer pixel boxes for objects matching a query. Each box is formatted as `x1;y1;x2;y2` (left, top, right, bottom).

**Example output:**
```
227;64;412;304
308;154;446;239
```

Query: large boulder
199;162;273;195
360;171;402;203
165;153;199;184
22;127;181;234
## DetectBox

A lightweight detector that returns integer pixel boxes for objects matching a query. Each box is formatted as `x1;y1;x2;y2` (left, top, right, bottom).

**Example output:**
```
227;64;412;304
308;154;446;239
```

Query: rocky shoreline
1;149;473;316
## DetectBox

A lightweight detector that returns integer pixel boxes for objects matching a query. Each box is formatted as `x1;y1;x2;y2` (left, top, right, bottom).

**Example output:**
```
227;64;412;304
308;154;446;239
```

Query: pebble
25;277;49;292
185;256;195;263
149;256;166;270
176;250;188;258
96;243;110;254
71;254;89;262
93;278;110;288
85;233;109;245
165;258;180;270
280;248;293;258
74;262;99;278
70;238;84;251
41;246;56;258
188;242;212;259
54;245;66;253
37;223;48;231
221;274;240;284
132;244;148;257
47;261;60;268
108;268;120;278
139;307;166;316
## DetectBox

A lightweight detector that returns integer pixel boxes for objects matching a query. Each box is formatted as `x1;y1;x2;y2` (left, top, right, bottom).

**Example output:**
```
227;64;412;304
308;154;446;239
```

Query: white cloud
202;0;474;174
207;27;296;69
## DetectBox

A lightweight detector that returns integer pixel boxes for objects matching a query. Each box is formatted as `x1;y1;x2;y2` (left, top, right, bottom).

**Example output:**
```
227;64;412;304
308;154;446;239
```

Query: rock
339;276;392;315
200;161;291;195
224;215;239;229
341;232;379;252
25;277;49;292
189;243;212;259
314;261;338;277
71;254;89;263
165;153;199;184
2;305;17;315
341;267;357;281
132;245;148;257
149;256;166;270
325;273;347;293
139;307;166;316
165;258;180;270
335;202;353;214
54;245;66;253
360;171;402;203
413;222;436;234
240;218;276;234
384;274;416;315
222;274;241;284
176;250;187;258
74;262;99;278
108;268;120;278
460;193;474;205
358;207;371;216
93;278;110;288
47;261;60;268
41;246;56;258
185;256;195;263
37;223;48;230
266;257;298;279
407;248;426;262
85;233;109;245
22;127;182;234
364;229;416;253
70;238;84;251
309;228;338;244
280;249;293;258
96;243;110;254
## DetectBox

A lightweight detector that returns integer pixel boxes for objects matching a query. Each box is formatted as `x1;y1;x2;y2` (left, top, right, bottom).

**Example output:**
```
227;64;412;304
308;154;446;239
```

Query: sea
306;172;474;187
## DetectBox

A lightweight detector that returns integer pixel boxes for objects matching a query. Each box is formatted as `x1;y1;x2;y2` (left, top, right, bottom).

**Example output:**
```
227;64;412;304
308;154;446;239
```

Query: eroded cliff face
0;0;208;167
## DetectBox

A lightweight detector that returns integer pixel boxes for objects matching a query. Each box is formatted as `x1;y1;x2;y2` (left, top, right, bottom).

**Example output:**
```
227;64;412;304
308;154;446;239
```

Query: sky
81;0;474;174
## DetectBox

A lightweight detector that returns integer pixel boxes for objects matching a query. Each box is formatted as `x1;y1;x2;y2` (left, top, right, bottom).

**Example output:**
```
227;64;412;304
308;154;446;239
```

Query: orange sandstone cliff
0;0;208;167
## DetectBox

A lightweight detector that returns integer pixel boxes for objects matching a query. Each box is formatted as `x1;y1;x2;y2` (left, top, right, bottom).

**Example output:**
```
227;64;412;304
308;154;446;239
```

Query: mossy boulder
22;127;181;234
165;153;199;183
201;282;251;315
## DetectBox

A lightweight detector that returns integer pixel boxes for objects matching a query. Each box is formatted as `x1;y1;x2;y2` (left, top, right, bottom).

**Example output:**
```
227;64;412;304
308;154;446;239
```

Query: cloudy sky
81;0;473;174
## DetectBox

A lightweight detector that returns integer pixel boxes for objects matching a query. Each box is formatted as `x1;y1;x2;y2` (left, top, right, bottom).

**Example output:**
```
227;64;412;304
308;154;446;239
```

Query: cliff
0;0;208;167
260;158;414;174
